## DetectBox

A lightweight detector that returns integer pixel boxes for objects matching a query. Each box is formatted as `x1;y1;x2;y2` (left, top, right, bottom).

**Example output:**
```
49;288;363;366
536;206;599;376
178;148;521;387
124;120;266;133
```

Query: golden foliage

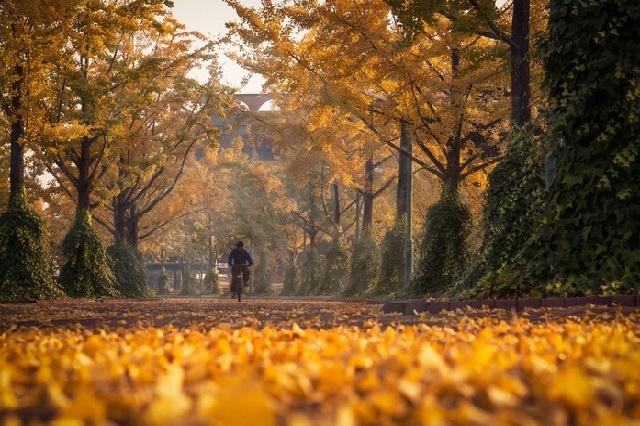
1;302;639;425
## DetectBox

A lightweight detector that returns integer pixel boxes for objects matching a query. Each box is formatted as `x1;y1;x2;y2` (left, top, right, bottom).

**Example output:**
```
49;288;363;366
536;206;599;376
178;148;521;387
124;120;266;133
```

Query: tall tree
224;0;508;296
0;0;71;300
224;0;506;200
386;0;537;126
97;53;234;250
41;0;176;297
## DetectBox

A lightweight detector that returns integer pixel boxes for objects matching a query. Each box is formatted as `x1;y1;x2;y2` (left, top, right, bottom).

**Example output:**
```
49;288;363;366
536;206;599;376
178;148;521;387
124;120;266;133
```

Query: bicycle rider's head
236;241;244;248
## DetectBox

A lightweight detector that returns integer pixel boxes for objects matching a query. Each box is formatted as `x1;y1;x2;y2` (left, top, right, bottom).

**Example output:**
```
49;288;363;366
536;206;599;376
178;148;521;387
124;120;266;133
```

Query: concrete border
382;294;640;315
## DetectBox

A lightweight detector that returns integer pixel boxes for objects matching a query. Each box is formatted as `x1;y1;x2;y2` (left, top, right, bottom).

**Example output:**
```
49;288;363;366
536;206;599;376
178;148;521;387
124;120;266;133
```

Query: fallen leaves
0;299;639;425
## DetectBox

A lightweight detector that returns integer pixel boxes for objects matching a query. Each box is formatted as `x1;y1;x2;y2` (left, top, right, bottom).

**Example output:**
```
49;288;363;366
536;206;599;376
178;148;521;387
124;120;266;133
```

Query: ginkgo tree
218;144;297;295
0;0;73;300
248;94;402;295
33;0;229;298
223;0;509;296
89;46;233;297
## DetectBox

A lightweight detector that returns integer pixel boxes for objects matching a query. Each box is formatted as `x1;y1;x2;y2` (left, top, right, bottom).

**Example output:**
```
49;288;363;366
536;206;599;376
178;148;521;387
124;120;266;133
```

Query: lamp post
401;121;413;287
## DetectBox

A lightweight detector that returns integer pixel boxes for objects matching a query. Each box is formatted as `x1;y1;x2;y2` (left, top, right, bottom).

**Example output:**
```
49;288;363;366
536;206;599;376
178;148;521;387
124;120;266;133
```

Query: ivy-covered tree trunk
509;0;640;296
0;62;62;301
281;263;300;296
113;192;127;244
361;157;375;231
253;251;274;295
180;262;197;295
467;127;545;298
59;210;120;299
396;123;410;218
297;247;321;296
76;136;94;212
410;188;471;298
511;0;532;126
109;193;150;297
157;267;171;295
344;227;379;297
371;215;406;298
202;266;221;296
9;65;26;200
107;241;152;298
0;192;64;301
317;232;350;295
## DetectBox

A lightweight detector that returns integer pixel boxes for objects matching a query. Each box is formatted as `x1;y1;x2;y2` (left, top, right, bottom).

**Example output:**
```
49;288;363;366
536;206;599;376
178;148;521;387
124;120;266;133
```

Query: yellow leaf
59;385;107;423
208;376;275;426
546;365;595;408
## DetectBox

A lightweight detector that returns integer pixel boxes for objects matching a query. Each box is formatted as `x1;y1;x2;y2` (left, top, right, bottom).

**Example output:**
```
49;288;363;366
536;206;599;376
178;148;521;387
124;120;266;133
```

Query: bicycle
229;264;251;302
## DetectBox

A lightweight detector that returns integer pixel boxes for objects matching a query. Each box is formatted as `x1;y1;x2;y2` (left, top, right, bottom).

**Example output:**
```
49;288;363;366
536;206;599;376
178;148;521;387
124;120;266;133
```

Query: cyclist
227;241;253;292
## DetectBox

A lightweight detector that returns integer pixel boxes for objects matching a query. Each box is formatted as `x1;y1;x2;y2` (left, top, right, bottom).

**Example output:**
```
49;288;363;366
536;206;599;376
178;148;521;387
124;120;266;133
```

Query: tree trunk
113;193;127;243
511;0;532;126
77;135;93;211
126;204;139;248
362;157;374;230
396;122;410;218
331;183;341;226
9;65;25;203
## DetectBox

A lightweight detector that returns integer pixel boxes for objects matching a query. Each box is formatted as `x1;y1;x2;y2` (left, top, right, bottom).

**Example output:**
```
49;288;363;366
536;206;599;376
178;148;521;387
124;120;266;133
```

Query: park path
1;296;637;331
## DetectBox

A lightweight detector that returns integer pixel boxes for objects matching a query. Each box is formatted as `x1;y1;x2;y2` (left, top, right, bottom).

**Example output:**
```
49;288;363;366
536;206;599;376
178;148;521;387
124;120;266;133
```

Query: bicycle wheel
231;268;242;302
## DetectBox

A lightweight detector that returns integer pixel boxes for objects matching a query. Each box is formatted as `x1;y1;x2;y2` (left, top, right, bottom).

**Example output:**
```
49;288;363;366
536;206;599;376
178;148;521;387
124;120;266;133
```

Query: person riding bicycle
227;241;253;289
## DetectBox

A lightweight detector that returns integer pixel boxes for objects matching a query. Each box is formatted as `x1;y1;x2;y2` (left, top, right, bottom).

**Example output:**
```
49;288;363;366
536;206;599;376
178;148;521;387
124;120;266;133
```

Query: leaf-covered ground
1;297;639;425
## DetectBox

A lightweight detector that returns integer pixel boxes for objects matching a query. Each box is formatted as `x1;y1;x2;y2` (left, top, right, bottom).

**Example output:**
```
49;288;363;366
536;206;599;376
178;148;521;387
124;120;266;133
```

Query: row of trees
0;0;234;300
210;0;534;299
210;0;638;299
1;0;637;301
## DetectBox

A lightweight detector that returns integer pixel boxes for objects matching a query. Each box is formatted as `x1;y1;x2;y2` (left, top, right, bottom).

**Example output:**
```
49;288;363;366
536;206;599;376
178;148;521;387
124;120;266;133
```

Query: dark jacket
228;247;253;266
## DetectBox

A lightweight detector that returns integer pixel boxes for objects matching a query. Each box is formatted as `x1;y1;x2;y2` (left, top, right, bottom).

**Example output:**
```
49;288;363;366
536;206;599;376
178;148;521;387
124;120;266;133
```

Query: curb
382;294;639;315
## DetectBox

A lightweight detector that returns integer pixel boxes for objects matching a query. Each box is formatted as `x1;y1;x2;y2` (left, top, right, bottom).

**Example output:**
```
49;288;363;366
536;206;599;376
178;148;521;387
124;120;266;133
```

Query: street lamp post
401;121;413;287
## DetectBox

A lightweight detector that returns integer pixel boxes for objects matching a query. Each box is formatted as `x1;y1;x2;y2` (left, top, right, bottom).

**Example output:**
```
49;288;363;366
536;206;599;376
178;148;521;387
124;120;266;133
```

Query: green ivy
108;241;152;298
157;270;172;295
343;227;379;297
297;247;322;296
411;189;471;298
253;252;275;295
281;263;300;296
180;264;198;296
469;127;546;298
317;232;350;295
0;192;64;301
370;215;407;298
504;0;640;296
59;210;120;299
202;267;221;296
